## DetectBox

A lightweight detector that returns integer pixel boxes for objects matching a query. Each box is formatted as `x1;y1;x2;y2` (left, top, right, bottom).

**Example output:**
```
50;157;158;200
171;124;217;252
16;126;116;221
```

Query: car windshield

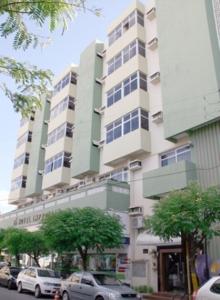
10;268;21;276
93;274;120;286
37;269;59;278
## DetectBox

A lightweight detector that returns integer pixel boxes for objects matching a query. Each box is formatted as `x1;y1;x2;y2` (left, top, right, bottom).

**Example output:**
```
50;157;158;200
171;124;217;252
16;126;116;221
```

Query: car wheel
35;285;42;298
7;280;12;290
17;282;23;293
62;291;70;300
96;297;104;300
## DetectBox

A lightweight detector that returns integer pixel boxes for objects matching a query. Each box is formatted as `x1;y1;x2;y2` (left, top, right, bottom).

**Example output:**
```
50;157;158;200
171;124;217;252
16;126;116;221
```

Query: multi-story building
213;0;220;44
2;0;220;294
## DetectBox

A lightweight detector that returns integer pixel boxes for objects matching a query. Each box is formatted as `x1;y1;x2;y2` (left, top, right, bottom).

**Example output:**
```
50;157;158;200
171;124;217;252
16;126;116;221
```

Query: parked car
60;271;142;300
193;276;220;299
16;267;61;298
0;266;21;289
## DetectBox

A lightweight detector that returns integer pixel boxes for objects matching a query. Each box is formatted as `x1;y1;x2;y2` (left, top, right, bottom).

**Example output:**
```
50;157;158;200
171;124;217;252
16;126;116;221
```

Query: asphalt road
0;286;52;300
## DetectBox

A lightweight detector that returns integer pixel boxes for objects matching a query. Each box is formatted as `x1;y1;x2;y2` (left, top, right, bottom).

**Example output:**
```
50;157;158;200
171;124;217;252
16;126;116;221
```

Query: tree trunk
15;254;20;267
33;256;41;267
78;247;88;271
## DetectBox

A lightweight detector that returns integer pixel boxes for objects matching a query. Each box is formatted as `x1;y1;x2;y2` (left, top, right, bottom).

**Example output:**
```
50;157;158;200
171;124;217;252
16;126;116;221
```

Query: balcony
0;180;130;229
143;160;197;199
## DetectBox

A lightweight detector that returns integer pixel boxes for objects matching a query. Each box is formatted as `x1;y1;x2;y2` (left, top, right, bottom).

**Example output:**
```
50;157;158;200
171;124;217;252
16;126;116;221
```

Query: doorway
158;247;185;292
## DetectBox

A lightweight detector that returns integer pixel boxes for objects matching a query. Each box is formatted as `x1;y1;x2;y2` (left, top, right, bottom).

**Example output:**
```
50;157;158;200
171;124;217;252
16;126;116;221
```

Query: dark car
0;266;22;289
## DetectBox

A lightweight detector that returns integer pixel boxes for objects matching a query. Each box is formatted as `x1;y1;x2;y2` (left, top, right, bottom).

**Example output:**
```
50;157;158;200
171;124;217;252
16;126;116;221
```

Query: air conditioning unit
150;72;160;84
96;49;106;58
147;37;158;50
131;216;144;229
92;139;105;148
152;111;163;124
94;106;106;115
41;144;47;150
129;160;142;171
78;181;85;188
38;170;44;175
129;206;143;216
95;77;105;85
146;7;156;20
44;120;50;125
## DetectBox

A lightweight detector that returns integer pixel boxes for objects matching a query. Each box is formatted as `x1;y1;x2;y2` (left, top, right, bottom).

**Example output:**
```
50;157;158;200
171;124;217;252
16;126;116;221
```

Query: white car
194;276;220;299
17;267;61;298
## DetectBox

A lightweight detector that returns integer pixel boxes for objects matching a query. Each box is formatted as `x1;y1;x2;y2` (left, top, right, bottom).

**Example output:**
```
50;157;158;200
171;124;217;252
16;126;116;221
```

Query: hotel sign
13;213;47;227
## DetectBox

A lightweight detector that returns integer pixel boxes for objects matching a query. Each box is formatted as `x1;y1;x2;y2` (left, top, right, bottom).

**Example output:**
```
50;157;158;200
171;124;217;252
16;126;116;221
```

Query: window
108;10;144;46
160;145;191;167
16;131;32;148
107;53;122;75
123;11;135;32
13;153;29;169
11;176;27;191
124;72;138;96
210;279;220;294
106;108;149;144
111;167;128;182
107;84;122;107
53;72;77;96
107;39;145;76
137;11;144;26
50;96;75;120
106;71;147;108
123;110;139;135
71;72;77;84
44;152;71;174
47;122;73;146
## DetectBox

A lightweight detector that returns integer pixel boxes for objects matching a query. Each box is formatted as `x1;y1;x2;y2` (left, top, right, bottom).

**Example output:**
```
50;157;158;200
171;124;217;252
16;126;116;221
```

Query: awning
136;232;181;246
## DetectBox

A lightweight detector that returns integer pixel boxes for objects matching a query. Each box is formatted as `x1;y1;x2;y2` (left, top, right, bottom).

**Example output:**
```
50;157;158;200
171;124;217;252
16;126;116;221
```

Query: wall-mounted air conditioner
148;37;158;50
44;120;50;125
94;105;106;115
95;76;106;85
38;170;44;175
150;72;160;84
129;206;143;216
146;7;156;20
152;111;163;124
129;160;142;171
92;139;105;148
131;216;144;229
96;49;106;58
41;144;47;150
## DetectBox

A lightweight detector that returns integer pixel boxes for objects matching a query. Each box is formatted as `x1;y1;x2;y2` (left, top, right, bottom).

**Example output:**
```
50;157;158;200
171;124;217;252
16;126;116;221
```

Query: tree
20;230;49;267
2;228;27;266
0;0;100;116
145;184;220;290
42;207;123;270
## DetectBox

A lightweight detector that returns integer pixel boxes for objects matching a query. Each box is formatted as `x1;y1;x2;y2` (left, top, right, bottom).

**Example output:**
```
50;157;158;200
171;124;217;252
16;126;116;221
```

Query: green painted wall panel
191;121;220;188
143;160;197;198
156;0;220;139
72;41;104;178
25;96;50;197
0;180;129;229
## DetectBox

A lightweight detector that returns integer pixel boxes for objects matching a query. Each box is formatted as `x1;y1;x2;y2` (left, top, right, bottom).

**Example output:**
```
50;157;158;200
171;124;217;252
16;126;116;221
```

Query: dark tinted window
37;269;59;278
93;274;120;286
210;279;220;294
10;268;21;276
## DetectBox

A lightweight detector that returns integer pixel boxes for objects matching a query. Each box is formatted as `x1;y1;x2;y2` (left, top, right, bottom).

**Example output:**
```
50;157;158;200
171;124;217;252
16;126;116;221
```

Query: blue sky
0;0;136;212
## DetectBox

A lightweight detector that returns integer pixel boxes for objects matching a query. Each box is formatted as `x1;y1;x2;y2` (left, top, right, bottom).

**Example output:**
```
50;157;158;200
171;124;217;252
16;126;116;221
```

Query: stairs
143;292;188;300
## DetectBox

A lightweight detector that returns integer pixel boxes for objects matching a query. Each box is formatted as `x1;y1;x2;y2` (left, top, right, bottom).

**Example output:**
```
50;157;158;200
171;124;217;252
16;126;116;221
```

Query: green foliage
146;184;220;256
42;207;123;270
0;57;52;116
20;230;48;266
0;0;100;115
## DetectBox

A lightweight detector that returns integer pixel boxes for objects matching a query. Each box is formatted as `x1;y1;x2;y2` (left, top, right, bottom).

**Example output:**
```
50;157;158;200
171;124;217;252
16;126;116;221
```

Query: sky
0;0;137;213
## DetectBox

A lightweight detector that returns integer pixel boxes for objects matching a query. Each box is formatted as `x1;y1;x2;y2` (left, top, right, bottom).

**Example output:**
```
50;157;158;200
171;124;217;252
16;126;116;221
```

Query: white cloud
0;191;16;214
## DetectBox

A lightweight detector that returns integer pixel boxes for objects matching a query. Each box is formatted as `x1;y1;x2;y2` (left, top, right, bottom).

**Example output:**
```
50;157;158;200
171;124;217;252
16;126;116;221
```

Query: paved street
0;286;51;300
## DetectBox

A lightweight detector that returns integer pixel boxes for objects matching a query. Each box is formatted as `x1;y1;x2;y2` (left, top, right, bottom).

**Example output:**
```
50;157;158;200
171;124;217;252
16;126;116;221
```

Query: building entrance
158;247;185;292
